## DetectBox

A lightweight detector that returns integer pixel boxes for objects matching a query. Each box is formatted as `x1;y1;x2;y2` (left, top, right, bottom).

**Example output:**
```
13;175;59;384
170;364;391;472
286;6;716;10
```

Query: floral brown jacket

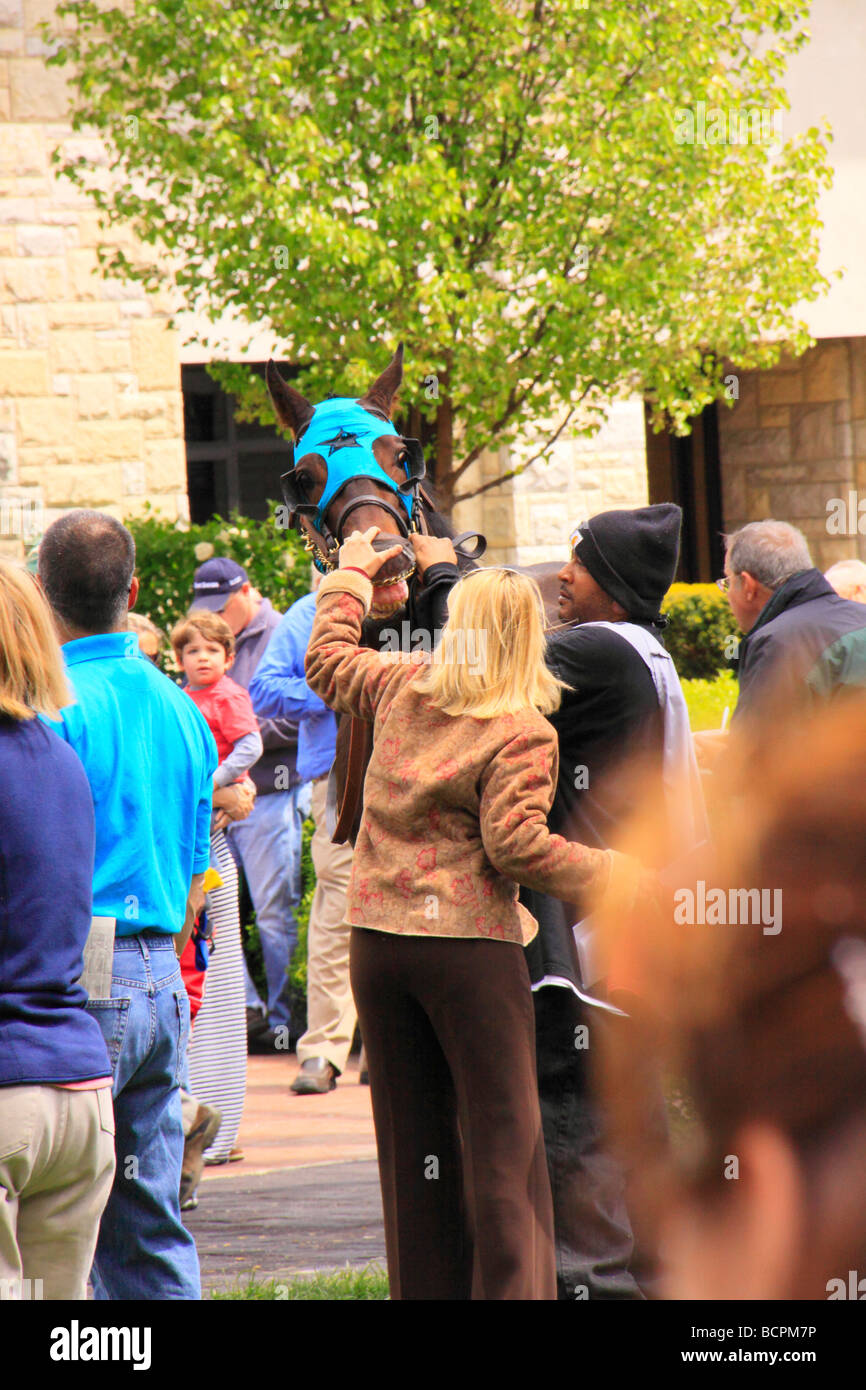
305;569;613;945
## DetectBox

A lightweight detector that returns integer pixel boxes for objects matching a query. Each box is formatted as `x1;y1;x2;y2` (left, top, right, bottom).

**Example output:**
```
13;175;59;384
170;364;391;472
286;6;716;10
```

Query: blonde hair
0;559;71;720
413;567;567;718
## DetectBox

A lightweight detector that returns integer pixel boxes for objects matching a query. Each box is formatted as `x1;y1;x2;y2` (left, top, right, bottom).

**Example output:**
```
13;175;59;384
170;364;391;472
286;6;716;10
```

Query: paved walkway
184;1054;386;1293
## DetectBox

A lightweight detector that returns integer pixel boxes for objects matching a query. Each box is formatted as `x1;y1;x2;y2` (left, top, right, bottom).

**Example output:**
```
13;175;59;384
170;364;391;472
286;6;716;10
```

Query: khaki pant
296;776;355;1074
0;1085;116;1300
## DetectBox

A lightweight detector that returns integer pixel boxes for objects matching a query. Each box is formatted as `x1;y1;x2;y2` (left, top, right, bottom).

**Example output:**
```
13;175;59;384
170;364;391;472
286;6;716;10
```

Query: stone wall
0;0;188;558
452;398;649;566
719;337;866;569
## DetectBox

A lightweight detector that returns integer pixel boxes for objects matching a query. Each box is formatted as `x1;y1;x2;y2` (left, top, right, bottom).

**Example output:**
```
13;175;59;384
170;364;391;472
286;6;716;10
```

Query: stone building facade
452;400;648;567
0;0;189;559
718;338;866;571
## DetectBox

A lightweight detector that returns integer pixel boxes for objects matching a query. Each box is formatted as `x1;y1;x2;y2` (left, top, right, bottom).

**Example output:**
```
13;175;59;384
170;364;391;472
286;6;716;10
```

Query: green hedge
126;502;308;636
661;582;740;681
681;671;738;731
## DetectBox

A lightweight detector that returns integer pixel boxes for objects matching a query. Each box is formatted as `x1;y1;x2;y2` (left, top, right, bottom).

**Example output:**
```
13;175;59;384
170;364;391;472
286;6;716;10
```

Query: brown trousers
350;927;556;1300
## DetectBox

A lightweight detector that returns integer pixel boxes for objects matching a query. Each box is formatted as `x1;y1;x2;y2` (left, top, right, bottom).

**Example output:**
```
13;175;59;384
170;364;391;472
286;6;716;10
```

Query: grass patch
211;1264;389;1300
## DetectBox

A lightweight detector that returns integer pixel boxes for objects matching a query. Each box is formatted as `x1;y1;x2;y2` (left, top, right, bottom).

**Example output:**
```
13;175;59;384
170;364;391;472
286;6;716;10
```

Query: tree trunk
434;393;454;515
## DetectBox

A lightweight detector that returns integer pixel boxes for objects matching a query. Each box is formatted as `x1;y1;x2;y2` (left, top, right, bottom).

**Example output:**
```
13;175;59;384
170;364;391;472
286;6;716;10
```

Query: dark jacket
733;569;866;724
231;597;300;794
521;622;664;987
0;716;112;1085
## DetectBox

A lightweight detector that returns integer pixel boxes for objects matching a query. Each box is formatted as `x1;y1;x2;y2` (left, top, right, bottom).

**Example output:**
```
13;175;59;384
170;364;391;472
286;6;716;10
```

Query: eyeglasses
716;576;731;593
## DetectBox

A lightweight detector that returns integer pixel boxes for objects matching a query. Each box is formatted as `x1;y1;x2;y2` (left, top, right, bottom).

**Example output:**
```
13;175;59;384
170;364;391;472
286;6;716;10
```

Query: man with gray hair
721;519;866;722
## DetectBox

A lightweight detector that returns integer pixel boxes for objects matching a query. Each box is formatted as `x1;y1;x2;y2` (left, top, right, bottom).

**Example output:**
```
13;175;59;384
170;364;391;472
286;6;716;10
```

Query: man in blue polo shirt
38;509;223;1301
250;580;355;1094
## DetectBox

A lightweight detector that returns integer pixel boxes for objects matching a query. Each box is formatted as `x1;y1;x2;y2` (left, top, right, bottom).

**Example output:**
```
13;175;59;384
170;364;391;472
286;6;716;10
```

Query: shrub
661;582;740;681
681;671;738;731
126;502;309;634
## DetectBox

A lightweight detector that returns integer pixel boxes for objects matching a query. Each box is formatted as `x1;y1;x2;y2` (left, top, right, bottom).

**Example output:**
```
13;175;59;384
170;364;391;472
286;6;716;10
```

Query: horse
266;344;489;841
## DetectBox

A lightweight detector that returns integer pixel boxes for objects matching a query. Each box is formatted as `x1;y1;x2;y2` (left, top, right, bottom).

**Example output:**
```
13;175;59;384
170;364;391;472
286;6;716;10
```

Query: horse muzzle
367;535;416;617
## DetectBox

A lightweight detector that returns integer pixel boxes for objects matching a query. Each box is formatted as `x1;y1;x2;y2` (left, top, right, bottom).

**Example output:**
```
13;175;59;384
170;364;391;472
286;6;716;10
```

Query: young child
171;610;263;799
170;610;263;1168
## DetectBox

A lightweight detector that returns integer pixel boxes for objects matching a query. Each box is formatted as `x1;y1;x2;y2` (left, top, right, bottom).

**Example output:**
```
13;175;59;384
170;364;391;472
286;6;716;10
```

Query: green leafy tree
50;0;832;509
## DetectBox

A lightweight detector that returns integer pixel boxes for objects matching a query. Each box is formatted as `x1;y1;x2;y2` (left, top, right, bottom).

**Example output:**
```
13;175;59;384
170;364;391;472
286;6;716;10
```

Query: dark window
644;400;724;582
182;363;297;524
182;363;440;524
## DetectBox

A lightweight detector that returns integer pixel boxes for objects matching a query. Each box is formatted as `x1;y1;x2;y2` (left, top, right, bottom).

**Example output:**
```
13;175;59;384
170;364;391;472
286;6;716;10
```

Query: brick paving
184;1053;386;1293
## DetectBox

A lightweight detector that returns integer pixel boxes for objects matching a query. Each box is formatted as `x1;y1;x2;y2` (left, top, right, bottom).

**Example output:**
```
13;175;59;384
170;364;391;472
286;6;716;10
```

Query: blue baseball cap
191;557;248;611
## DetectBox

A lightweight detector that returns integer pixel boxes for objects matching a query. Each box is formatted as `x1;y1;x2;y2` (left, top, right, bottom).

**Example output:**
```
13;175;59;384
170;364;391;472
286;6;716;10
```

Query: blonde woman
0;561;115;1299
305;528;619;1301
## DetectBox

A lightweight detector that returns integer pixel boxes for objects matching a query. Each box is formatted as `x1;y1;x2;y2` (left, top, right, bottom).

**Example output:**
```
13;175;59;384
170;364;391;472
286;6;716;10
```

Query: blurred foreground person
0;561;114;1299
598;699;866;1300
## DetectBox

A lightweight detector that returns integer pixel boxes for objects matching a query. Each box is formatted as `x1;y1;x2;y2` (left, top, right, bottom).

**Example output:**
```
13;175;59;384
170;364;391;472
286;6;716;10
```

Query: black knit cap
573;503;682;624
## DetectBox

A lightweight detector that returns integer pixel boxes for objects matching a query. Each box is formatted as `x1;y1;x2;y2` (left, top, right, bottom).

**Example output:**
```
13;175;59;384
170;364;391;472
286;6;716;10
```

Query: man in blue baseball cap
190;558;309;1052
190;557;248;612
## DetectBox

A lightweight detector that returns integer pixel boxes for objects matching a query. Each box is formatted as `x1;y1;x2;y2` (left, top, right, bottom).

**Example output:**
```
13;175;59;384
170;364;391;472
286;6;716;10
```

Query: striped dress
186;828;247;1162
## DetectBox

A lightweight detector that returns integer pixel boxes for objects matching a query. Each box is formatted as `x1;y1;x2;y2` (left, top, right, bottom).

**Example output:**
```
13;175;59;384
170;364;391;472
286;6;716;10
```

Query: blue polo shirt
249;593;337;781
47;632;217;935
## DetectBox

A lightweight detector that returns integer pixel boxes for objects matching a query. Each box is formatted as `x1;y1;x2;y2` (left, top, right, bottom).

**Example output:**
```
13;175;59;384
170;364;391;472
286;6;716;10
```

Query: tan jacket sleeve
304;569;425;721
479;721;612;902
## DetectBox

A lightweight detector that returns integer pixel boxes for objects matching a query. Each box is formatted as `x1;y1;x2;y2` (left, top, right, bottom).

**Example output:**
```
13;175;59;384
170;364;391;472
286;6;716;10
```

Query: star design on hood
320;427;366;455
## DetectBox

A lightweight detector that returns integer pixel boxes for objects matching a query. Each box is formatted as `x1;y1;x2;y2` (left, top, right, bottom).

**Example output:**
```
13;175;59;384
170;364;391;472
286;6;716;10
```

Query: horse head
267;345;426;619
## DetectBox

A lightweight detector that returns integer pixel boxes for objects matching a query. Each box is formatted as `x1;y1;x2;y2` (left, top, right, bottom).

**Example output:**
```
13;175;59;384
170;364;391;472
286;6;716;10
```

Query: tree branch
451;384;598;506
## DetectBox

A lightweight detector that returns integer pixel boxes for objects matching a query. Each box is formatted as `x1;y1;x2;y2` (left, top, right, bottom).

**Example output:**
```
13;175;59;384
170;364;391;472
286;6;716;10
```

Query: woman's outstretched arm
479;721;614;905
305;532;423;721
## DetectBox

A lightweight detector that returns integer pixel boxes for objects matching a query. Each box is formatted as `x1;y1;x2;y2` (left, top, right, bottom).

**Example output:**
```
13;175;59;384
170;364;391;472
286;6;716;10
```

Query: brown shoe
180;1103;222;1207
290;1058;338;1095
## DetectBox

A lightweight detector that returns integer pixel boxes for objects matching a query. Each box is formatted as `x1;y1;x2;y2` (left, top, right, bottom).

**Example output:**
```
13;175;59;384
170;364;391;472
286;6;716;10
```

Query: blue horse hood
295;397;410;529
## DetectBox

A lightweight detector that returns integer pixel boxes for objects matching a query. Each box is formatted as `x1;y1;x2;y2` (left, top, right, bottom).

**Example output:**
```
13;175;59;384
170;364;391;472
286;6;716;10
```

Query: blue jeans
227;786;307;1030
86;932;200;1301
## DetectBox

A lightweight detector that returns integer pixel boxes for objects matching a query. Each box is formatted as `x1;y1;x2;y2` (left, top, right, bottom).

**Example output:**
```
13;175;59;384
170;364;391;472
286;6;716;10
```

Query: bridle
280;403;485;578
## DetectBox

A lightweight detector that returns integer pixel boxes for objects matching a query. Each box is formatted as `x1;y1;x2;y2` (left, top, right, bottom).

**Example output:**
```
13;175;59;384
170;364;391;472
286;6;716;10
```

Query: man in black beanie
521;502;690;1300
403;504;698;1300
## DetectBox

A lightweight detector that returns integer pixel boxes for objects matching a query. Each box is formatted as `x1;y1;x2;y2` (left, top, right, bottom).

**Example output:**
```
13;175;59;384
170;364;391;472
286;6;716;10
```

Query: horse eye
295;471;312;494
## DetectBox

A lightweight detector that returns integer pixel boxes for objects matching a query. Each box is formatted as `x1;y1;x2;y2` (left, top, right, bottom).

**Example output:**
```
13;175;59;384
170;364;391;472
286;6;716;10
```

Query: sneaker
204;1144;245;1167
290;1057;338;1095
246;1006;269;1040
180;1102;223;1207
248;1027;280;1055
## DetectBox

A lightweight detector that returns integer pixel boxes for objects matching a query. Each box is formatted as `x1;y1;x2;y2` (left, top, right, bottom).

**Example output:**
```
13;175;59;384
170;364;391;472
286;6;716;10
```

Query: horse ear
266;360;314;440
358;343;404;418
